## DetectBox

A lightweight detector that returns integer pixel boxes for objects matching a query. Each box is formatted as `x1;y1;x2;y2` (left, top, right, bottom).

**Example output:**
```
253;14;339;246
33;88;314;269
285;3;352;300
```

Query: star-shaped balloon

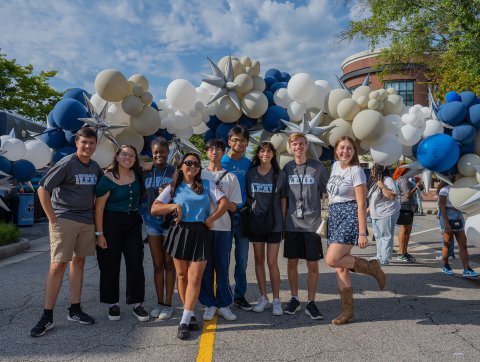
0;171;13;211
399;161;452;192
202;56;240;110
78;93;127;147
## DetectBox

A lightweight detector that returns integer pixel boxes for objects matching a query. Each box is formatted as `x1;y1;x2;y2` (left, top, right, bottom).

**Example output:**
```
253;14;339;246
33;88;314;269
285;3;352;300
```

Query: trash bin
16;193;34;226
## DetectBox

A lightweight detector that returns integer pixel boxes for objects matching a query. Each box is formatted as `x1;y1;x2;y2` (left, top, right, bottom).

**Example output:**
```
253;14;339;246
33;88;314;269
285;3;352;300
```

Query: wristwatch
95;231;104;236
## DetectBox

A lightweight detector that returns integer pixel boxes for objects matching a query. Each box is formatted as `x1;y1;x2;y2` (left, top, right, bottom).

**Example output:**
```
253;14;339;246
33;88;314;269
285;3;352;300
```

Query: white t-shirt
327;162;366;204
201;169;242;231
368;176;401;219
438;186;453;208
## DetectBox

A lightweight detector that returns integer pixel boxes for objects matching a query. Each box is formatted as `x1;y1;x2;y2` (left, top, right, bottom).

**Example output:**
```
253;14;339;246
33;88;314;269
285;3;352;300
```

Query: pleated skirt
164;222;213;261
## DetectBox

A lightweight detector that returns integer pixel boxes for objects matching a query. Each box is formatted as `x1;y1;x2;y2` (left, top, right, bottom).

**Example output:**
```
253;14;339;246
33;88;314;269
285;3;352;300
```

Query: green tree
189;134;206;159
340;0;480;98
0;50;63;123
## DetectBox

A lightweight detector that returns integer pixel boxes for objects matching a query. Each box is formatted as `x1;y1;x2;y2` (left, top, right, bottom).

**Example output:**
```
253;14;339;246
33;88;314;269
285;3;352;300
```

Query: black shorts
250;232;282;244
283;231;323;261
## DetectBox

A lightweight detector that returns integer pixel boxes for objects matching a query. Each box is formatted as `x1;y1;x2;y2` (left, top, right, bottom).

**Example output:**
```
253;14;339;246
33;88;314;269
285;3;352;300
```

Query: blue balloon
264;76;277;89
39;128;66;149
270;82;288;94
206;115;221;131
47;111;58;128
411;141;421;159
319;146;334;161
437;101;467;126
467;104;480;128
151;101;159;111
281;72;291;82
141;134;156;157
262;106;288;133
64;130;77;146
459;91;478;108
215;123;236;143
62;88;91;106
263;91;275;107
53;98;88;131
459;139;476;156
0;156;12;174
239;115;257;129
203;129;216;143
52;146;76;164
452;124;476;144
264;69;282;82
11;159;36;181
417;134;459;172
445;91;460;103
155;128;174;141
440;164;458;176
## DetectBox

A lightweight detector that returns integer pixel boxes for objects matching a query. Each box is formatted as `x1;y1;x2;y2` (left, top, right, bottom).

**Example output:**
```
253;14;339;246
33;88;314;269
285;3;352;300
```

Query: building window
384;80;414;106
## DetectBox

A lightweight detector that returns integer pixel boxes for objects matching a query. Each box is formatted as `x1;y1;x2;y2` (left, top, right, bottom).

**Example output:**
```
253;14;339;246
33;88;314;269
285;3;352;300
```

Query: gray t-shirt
246;167;283;232
397;177;417;212
281;159;328;232
368;176;401;219
39;153;103;224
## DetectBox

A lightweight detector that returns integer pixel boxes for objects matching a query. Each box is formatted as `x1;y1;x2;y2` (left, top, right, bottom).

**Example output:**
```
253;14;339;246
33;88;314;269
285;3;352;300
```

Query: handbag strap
215;170;229;185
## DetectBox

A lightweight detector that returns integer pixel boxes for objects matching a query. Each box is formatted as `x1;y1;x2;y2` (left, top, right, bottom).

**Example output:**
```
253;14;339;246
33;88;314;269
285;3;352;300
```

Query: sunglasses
183;160;201;168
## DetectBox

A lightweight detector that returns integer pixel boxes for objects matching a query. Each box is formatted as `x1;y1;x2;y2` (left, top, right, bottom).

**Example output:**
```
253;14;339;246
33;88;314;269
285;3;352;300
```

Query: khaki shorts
49;218;96;263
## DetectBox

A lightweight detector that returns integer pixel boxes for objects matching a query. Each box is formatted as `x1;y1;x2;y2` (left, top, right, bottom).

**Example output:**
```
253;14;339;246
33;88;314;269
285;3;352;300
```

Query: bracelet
95;231;104;236
359;232;368;236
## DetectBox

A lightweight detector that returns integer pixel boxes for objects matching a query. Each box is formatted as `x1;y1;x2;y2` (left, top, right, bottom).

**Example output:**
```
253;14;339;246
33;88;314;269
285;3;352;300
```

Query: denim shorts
144;214;167;236
438;208;464;232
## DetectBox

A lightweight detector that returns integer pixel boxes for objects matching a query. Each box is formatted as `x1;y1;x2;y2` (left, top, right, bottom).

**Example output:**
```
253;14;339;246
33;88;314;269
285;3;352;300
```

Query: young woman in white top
325;136;386;325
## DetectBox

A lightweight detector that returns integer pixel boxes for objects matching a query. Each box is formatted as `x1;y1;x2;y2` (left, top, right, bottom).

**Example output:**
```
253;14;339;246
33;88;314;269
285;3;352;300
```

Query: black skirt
164;222;213;261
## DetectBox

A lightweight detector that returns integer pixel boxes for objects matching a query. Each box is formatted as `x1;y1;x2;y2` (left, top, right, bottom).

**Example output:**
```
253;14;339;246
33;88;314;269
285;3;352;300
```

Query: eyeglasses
183;160;201;168
119;152;136;158
229;138;248;144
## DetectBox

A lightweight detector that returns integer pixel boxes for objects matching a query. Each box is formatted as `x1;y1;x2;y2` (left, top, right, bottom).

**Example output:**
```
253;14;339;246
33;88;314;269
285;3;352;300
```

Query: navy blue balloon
52;146;76;164
215;123;236;143
452;124;476;144
319;146;334;161
467;103;480;128
417;134;459;172
11;159;36;182
206;115;221;131
265;69;282;82
262;106;288;133
440;164;458;176
53;98;88;131
239;115;257;129
281;72;291;82
270;82;288;94
47;111;58;128
264;76;277;89
203;129;216;143
155;128;174;141
438;101;467;126
141;134;157;157
64;130;77;146
0;156;11;174
445;91;460;103
150;101;159;111
62;88;91;106
459;91;478;108
459;139;476;156
263;91;275;107
443;126;453;136
39;128;66;149
411;141;421;159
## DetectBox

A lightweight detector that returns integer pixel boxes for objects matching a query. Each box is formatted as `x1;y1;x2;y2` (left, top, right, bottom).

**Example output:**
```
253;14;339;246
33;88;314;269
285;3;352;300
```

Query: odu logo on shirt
288;175;315;185
75;174;97;185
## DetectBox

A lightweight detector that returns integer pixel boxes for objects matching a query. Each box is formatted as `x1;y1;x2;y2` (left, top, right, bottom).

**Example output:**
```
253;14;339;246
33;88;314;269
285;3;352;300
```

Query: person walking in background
30;127;102;337
246;141;284;316
412;176;425;215
392;166;419;263
143;137;176;320
200;139;242;322
151;153;229;340
95;145;149;322
221;125;253;311
367;164;400;266
325;136;386;326
437;180;479;277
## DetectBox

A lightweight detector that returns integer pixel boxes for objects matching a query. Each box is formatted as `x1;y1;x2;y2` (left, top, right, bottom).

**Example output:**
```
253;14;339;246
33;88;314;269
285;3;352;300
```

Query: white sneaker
253;295;270;313
150;304;163;318
158;305;173;320
272;298;283;316
217;307;237;321
203;306;217;321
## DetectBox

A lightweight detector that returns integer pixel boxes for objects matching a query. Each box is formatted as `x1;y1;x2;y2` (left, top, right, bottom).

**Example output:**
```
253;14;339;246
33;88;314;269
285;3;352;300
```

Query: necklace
339;166;351;179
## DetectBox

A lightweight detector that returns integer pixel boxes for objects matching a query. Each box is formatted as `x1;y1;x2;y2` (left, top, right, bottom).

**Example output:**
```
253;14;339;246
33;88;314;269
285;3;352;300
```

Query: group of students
29;124;476;341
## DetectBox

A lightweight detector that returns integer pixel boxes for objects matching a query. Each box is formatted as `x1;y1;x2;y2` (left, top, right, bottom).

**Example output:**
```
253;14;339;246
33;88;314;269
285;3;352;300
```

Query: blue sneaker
463;268;480;278
442;265;454;276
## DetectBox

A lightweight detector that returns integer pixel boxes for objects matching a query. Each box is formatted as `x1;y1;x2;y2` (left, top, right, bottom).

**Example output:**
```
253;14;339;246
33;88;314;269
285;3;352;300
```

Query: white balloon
173;110;192;130
420;106;432;119
91;139;116;168
449;177;480;214
287;73;315;103
273;88;292;109
464;214;480;243
90;93;108;112
457;154;480;177
370;134;402;166
0;135;12;145
130;106;161;136
193;122;209;135
166;79;197;111
200;81;218;95
287;101;306;121
397;124;422;146
196;87;211;105
423;119;444;137
24;140;52;169
206;102;219;116
115;127;144;153
1;138;26;161
175;126;193;139
304;83;329;109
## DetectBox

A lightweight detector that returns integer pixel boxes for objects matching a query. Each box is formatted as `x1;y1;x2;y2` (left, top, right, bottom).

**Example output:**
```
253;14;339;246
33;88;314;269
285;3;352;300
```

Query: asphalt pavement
0;212;479;362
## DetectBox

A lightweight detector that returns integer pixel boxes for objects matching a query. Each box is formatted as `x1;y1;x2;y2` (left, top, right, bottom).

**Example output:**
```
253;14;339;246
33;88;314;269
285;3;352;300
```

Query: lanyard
294;164;307;202
153;165;168;188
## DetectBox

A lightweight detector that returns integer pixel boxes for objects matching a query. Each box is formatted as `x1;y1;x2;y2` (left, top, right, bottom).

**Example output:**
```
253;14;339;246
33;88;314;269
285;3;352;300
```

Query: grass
0;222;21;245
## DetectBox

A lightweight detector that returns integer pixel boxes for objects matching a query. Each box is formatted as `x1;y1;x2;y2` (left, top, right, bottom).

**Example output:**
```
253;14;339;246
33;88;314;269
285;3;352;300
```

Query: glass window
384;80;415;106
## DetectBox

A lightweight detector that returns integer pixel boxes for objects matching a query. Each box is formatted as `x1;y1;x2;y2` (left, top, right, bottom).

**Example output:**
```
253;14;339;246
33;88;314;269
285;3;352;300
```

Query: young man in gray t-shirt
30;127;103;337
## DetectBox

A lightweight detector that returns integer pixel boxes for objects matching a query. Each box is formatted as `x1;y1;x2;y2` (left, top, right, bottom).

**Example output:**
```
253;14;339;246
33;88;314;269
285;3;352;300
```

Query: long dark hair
106;145;145;196
367;163;391;200
251;141;280;174
170;153;204;197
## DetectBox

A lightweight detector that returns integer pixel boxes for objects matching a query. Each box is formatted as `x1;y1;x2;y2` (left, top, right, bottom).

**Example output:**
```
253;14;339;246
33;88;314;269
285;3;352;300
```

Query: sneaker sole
283;305;301;315
67;316;94;325
108;315;121;321
158;313;173;320
217;312;237;321
29;323;54;337
133;311;150;322
442;271;454;276
272;310;283;316
305;309;324;320
253;304;270;313
234;304;253;311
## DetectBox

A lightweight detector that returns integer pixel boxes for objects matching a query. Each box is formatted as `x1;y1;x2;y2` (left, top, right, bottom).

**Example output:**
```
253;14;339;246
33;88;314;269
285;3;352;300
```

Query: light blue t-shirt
221;154;251;206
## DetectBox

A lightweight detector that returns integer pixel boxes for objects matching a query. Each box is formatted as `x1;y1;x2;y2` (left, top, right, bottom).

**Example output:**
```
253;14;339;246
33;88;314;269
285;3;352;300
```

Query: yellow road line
196;273;217;362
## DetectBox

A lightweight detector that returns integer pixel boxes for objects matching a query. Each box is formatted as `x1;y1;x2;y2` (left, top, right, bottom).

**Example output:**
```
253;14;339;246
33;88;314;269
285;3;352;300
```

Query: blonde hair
288;133;307;145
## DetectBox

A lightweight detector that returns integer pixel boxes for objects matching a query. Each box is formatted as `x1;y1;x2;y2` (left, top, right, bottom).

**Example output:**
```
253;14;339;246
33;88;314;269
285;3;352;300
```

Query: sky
0;0;369;101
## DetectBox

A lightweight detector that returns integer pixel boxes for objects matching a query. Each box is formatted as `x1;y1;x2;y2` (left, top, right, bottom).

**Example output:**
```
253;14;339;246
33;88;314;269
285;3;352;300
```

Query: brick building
340;49;429;106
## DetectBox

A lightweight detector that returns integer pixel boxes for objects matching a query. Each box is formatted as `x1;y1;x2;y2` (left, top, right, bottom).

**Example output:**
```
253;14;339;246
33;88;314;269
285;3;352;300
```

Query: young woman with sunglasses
151;153;229;340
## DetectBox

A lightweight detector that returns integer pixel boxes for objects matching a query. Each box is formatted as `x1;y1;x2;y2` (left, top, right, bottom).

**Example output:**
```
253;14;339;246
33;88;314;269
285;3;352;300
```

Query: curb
0;238;30;261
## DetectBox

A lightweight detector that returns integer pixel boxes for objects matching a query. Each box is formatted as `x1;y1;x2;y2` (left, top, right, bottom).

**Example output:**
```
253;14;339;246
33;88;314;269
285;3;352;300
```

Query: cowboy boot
332;287;354;325
352;257;386;290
